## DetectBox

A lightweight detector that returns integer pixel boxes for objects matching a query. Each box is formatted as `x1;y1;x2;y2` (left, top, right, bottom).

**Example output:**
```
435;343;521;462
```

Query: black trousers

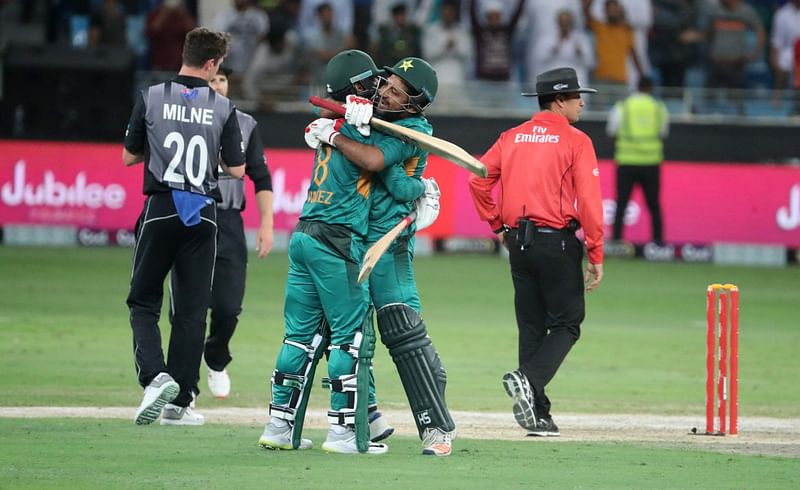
613;164;663;243
204;209;247;371
507;227;584;419
127;193;217;407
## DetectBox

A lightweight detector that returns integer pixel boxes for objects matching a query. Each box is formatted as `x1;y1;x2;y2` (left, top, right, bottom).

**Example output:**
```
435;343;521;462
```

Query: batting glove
345;94;372;137
304;119;322;149
414;177;441;231
305;118;343;148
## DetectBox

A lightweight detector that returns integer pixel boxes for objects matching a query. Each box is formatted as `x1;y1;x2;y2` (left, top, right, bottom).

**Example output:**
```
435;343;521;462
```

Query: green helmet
323;49;382;102
383;57;438;113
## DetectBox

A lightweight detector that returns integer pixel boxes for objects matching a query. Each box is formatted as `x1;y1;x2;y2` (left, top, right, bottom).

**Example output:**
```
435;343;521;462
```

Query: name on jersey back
163;104;214;126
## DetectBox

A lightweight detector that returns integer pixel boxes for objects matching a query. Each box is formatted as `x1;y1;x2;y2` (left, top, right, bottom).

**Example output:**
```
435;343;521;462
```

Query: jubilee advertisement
1;140;799;250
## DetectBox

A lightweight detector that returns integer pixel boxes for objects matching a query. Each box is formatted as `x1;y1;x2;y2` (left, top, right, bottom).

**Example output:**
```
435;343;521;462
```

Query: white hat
482;0;503;15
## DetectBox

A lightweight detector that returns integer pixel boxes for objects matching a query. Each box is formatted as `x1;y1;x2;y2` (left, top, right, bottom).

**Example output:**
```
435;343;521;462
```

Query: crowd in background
4;0;800;113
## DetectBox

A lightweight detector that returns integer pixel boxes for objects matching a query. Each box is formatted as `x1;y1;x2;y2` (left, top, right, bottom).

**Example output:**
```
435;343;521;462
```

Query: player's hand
345;94;372;136
584;262;603;292
256;224;273;258
304;119;322;149
305;118;342;148
414;177;441;231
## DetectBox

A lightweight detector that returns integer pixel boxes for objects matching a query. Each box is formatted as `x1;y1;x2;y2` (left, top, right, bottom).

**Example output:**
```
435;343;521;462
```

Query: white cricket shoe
322;425;388;454
160;404;205;426
134;372;179;425
422;427;454;456
369;411;395;442
207;368;230;398
258;420;312;450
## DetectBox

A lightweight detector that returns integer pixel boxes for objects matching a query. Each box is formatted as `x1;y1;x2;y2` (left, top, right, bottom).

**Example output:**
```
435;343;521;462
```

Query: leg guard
323;308;376;453
269;321;329;449
377;303;456;437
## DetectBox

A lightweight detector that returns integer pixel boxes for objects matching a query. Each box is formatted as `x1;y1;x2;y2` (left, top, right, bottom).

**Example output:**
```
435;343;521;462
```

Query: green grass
0;418;797;490
0;246;798;488
0;247;797;416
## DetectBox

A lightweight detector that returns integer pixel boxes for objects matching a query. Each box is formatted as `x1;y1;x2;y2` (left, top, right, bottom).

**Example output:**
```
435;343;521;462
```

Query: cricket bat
358;211;417;284
309;96;488;178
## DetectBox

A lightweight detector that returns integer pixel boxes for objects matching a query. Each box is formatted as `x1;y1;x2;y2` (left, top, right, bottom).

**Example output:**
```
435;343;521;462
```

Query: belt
509;225;572;234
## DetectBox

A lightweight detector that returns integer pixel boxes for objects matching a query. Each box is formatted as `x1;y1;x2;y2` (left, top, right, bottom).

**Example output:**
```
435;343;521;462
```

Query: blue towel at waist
171;190;214;226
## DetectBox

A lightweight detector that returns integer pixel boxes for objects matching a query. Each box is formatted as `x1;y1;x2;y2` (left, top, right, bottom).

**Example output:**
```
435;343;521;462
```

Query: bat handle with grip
309;96;346;116
404;210;418;226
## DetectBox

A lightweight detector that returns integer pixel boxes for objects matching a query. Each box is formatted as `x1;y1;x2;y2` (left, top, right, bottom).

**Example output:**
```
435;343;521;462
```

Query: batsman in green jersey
332;57;457;457
259;51;428;455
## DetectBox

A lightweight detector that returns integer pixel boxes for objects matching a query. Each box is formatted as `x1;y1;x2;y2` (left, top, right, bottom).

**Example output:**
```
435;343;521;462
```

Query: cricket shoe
369;411;395;442
502;369;537;431
526;417;560;437
134;372;179;425
160;404;205;426
207;368;231;398
322;425;388;454
258;420;312;450
421;427;454;456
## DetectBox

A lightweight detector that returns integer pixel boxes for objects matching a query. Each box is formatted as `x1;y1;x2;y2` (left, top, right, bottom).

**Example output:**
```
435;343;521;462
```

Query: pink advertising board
1;140;799;246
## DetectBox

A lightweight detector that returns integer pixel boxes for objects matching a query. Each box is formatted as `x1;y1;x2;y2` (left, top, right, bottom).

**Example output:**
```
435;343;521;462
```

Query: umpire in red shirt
469;67;604;437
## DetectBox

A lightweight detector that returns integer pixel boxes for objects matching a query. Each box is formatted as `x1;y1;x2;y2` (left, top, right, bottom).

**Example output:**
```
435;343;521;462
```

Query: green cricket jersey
367;115;431;243
299;123;373;239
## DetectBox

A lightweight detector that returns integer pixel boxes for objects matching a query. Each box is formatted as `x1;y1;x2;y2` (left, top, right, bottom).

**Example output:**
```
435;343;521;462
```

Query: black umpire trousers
127;193;217;408
612;164;663;243
507;226;584;419
170;208;247;374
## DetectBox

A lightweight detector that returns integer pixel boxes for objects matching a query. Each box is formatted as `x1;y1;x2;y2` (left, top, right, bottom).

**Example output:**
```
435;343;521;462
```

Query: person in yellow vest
606;76;669;244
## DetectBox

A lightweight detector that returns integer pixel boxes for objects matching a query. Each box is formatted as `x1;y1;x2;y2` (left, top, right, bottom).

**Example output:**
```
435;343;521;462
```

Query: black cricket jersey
217;110;273;211
124;74;245;201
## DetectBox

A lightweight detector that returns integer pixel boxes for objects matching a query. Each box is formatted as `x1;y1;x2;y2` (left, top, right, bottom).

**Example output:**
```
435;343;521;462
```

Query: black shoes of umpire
502;369;560;437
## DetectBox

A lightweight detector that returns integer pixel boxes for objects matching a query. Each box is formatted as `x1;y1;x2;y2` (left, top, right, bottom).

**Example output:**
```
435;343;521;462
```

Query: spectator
422;0;472;87
89;0;127;46
468;0;525;82
372;3;422;68
145;0;196;71
703;0;765;114
267;0;300;34
372;0;435;27
214;0;270;75
298;0;353;42
534;9;594;94
244;6;301;105
584;0;642;88
650;0;702;88
589;0;652;88
522;0;582;88
606;76;670;245
304;3;353;86
769;0;800;113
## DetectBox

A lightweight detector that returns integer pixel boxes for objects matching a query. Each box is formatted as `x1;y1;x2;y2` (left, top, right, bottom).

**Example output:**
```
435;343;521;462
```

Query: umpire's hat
521;67;597;97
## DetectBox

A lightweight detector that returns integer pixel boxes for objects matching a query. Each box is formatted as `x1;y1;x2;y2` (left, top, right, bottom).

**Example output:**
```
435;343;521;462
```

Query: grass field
0;246;798;488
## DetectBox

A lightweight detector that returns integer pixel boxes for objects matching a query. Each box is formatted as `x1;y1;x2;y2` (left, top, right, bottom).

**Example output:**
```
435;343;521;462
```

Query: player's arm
220;106;246;178
334;132;386;171
244;126;274;258
122;92;147;166
379;162;425;202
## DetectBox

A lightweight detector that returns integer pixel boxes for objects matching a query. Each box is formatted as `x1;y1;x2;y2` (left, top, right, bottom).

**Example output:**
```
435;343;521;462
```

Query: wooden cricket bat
309;96;488;178
357;211;417;284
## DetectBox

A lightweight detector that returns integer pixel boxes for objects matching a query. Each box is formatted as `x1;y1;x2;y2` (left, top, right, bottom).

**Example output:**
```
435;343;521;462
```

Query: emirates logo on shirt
514;125;560;143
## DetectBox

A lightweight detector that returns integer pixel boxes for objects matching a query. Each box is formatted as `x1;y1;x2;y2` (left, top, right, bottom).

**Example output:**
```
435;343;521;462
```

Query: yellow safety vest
614;94;666;166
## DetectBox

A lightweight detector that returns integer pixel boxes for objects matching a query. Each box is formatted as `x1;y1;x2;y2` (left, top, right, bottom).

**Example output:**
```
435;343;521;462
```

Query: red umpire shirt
468;111;604;265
